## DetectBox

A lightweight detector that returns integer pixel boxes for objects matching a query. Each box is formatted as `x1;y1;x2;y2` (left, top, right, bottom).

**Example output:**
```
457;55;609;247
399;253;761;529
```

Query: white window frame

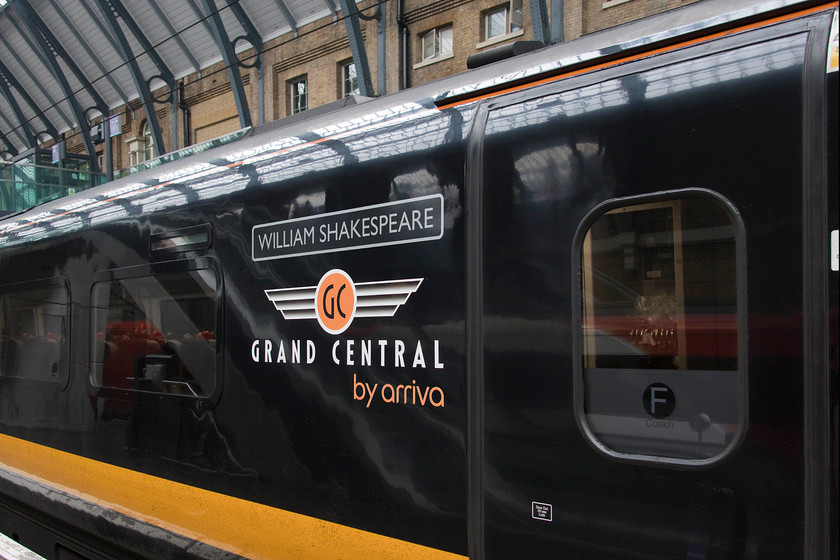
485;0;522;39
289;76;308;115
477;0;524;49
341;61;359;98
415;25;454;69
142;121;154;162
126;122;153;167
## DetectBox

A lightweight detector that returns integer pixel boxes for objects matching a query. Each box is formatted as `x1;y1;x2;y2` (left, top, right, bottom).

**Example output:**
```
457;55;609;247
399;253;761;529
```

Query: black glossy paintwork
0;3;837;560
1;99;473;556
479;30;811;559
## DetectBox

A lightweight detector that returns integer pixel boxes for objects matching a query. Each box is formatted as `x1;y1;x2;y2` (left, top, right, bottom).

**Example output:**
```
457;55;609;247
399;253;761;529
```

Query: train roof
0;0;831;248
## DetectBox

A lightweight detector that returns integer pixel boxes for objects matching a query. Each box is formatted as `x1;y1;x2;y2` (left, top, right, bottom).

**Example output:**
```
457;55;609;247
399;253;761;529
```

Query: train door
469;10;836;560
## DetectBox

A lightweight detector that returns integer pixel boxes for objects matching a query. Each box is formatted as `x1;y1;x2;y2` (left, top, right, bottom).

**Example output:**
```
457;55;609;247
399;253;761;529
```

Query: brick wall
63;0;702;175
582;0;700;35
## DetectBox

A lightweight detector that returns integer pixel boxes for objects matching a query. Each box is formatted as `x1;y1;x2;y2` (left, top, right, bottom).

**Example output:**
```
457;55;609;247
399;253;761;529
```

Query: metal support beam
0;132;18;158
94;0;179;157
0;111;28;151
551;0;565;43
338;0;374;97
184;0;220;42
222;0;265;123
200;0;253;129
225;0;266;124
103;0;177;90
224;0;264;52
273;0;298;37
47;0;132;108
529;0;550;45
10;0;109;167
0;65;37;147
355;3;384;95
143;0;202;77
0;60;59;144
1;16;74;131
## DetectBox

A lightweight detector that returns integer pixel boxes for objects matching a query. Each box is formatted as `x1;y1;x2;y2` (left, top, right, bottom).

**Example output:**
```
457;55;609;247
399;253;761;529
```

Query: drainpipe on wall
178;82;191;148
397;0;409;90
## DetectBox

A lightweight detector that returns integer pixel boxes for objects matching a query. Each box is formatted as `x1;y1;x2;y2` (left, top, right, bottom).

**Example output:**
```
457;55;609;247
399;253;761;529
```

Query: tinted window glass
0;279;69;382
579;194;743;462
91;268;217;398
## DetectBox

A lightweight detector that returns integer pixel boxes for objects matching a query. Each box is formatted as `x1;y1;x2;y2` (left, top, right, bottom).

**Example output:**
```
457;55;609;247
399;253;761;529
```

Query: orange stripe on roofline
436;2;839;111
0;433;466;560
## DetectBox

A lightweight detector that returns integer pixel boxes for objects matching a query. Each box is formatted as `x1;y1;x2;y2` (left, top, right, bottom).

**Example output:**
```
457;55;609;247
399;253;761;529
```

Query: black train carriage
0;0;837;558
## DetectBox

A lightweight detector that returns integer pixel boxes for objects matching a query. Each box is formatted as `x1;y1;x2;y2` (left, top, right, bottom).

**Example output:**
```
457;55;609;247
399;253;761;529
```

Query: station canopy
0;0;358;161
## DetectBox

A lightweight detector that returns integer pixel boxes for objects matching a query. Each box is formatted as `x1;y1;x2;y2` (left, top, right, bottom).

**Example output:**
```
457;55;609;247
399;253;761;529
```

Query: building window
127;122;154;167
289;76;308;114
421;25;454;61
142;121;154;162
484;0;523;40
341;61;359;98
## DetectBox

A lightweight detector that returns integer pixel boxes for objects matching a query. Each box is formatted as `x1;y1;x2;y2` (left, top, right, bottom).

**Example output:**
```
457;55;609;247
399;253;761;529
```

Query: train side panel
474;11;834;559
0;3;836;559
0;101;475;558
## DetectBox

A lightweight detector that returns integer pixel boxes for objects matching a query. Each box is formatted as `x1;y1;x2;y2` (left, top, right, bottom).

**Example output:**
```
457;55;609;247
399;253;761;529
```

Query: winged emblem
265;269;422;334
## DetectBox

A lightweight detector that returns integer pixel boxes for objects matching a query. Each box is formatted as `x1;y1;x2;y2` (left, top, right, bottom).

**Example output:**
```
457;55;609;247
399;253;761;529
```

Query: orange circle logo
316;269;357;334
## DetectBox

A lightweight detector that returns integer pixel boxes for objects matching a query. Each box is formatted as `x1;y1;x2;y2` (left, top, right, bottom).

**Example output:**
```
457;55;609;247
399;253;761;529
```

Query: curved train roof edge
433;0;832;107
0;0;833;248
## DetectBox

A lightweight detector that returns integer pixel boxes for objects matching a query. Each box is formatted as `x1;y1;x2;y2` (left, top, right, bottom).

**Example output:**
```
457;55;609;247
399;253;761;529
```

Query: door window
577;192;745;464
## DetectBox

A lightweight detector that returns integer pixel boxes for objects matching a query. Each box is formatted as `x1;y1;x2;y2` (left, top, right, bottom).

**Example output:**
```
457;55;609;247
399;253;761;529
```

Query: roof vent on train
467;41;546;69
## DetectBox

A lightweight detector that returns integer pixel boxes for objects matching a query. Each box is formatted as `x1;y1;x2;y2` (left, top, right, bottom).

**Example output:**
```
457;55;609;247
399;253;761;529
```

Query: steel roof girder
551;0;564;43
529;0;549;45
199;0;252;129
64;0;133;107
337;0;373;97
9;0;104;160
101;0;176;90
0;31;74;132
92;0;166;156
0;131;19;158
223;0;264;53
0;59;59;143
323;0;338;19
273;0;298;36
142;0;202;76
184;0;220;43
0;109;30;151
0;66;39;146
10;0;108;114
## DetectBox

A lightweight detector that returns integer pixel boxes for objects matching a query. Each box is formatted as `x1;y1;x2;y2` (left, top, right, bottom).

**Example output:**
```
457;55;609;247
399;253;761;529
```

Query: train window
91;263;219;400
150;224;211;255
0;278;69;384
576;192;745;465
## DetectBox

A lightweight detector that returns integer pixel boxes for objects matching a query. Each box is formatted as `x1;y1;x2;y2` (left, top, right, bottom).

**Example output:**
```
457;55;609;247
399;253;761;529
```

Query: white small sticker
832;230;839;271
532;501;553;522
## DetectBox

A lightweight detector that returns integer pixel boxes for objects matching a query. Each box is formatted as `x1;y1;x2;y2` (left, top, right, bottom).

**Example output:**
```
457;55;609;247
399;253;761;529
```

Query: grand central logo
265;269;423;334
